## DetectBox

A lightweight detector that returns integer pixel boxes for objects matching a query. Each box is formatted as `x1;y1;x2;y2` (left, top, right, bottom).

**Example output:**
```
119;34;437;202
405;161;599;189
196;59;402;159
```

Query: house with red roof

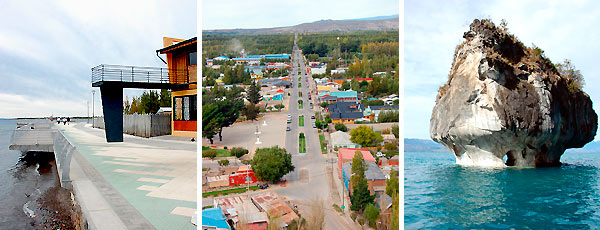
337;148;375;176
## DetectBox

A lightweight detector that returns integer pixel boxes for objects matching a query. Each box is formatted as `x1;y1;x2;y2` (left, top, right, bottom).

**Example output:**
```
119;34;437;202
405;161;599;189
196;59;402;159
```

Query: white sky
201;0;399;30
405;0;600;140
0;0;195;118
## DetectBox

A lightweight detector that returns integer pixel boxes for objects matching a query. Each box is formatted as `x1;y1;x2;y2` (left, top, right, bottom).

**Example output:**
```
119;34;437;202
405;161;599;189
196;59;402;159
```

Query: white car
376;152;384;158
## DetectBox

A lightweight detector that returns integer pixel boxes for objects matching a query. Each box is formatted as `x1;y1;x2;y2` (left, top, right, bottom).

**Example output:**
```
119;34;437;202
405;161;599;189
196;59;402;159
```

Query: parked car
286;126;291;131
259;183;269;189
311;115;315;119
376;152;384;158
287;118;291;123
312;122;316;128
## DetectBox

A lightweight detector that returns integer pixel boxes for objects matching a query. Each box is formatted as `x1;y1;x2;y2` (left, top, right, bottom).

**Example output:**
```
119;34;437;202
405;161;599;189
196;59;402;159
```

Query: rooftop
251;192;299;226
202;207;231;230
342;160;386;180
338;148;375;162
328;102;364;120
330;131;356;147
320;90;357;98
369;105;399;110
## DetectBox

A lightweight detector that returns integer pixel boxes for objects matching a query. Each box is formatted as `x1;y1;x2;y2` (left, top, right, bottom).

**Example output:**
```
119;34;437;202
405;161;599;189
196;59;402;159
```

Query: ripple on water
405;151;600;229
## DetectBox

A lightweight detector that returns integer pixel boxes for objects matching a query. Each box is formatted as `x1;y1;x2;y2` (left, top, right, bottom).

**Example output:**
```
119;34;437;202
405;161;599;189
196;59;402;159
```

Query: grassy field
299;133;306;153
202;186;260;198
299;115;304;126
319;134;326;154
202;146;231;157
298;82;302;88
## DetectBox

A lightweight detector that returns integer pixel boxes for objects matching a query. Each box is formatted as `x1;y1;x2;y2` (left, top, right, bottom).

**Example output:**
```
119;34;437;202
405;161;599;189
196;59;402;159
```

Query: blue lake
405;151;600;229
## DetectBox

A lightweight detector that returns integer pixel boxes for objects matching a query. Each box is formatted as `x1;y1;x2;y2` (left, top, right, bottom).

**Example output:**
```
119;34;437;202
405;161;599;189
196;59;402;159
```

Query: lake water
405;151;600;229
0;119;60;228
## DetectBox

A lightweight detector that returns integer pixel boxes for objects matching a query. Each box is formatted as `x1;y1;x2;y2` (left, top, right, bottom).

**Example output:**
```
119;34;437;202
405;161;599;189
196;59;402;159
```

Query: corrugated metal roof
342;161;386;181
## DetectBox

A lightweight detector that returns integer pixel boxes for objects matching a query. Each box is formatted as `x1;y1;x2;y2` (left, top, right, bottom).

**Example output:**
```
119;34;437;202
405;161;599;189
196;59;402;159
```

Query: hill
203;16;398;34
404;138;450;153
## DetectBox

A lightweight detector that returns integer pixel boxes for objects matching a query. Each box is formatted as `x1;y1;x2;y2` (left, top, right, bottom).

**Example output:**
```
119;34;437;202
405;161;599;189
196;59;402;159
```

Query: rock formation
430;19;597;167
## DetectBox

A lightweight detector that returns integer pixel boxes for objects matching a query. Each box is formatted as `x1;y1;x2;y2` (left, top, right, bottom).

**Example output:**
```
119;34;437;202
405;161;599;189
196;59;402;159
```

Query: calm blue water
405;151;600;229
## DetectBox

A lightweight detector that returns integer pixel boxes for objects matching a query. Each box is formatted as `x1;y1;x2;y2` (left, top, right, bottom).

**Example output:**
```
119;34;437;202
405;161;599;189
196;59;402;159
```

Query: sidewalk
58;122;196;230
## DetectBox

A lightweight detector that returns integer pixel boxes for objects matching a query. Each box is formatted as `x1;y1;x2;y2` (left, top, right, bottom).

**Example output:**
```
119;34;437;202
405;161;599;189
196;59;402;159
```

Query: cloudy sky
0;0;195;118
405;0;600;139
201;0;399;30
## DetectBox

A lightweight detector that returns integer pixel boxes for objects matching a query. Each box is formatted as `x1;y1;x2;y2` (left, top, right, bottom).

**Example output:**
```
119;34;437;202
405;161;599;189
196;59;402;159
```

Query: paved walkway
58;122;196;230
202;113;287;155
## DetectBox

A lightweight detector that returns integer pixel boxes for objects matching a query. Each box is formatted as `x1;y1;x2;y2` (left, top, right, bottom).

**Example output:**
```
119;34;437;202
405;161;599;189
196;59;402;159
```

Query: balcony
91;64;192;89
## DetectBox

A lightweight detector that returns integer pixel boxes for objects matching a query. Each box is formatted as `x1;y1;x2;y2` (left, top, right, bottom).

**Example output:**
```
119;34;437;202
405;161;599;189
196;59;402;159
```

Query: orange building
157;37;197;137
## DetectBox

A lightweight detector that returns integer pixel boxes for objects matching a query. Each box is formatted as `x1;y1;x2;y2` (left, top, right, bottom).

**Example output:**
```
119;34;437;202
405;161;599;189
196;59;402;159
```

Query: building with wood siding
157;37;197;137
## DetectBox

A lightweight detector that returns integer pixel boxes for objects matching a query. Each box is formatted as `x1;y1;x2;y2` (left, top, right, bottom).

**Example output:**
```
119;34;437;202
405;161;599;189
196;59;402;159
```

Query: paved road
279;43;360;230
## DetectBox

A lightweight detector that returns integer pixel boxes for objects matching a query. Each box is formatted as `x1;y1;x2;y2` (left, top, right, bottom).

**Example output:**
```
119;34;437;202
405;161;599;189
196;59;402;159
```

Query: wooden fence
93;114;171;137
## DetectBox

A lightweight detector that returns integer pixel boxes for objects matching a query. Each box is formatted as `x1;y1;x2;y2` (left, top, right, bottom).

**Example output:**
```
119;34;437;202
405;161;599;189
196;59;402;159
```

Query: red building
228;165;258;186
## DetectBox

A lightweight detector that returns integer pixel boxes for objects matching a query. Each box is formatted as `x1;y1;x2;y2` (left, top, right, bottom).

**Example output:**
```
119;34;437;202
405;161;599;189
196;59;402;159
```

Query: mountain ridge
203;16;399;34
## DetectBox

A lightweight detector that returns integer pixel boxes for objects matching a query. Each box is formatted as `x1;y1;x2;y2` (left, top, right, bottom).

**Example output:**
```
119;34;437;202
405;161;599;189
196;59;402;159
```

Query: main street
275;39;359;230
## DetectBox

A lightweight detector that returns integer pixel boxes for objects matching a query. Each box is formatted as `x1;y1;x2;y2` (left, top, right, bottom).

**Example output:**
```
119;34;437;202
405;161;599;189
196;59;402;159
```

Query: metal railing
91;64;190;84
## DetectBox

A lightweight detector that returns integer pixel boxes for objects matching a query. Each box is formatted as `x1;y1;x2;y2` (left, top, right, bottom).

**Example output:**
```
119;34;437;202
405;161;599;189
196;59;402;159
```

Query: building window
188;52;197;66
173;95;197;121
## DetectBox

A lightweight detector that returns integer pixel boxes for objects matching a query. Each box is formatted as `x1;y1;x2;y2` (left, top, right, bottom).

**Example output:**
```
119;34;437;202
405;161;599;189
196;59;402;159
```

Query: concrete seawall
10;122;132;229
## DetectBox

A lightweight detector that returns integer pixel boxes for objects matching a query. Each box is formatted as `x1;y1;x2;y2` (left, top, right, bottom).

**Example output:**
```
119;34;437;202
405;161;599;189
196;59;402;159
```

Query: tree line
124;89;171;114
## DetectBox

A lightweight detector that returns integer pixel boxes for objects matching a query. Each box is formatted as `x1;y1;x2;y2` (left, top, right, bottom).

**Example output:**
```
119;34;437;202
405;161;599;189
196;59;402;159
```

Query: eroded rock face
430;19;597;167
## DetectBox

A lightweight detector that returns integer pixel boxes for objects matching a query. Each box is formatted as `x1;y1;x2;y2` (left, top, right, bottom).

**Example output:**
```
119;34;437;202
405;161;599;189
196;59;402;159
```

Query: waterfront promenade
58;121;196;230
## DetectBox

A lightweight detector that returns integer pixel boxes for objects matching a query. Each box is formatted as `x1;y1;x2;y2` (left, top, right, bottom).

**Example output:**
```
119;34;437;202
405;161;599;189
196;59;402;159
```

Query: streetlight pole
92;90;96;127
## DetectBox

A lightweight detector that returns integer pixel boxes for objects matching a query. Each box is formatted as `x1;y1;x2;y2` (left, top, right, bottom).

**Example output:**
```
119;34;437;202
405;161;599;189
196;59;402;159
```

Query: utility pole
87;100;90;124
92;90;96;127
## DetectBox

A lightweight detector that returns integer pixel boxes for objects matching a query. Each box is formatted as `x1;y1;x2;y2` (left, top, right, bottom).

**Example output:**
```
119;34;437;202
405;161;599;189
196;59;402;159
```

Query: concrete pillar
100;85;123;142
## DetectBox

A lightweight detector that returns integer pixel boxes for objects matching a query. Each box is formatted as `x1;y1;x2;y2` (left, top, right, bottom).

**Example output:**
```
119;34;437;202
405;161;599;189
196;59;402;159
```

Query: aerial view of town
201;2;400;229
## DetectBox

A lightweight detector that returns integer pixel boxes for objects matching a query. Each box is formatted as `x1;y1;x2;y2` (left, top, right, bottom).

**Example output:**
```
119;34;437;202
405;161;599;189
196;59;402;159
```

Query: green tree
350;79;359;91
391;124;399;138
390;192;399;230
386;169;399;197
218;159;230;167
319;102;329;109
123;96;131;114
203;149;217;162
350;125;383;147
334;123;348;132
140;90;161;114
364;203;380;228
231;147;249;158
350;151;366;187
340;80;351;91
384;142;398;151
215;99;243;141
202;104;224;144
274;103;285;112
377;110;399;123
556;59;585;92
251;146;295;183
247;81;261;104
159;89;171;107
242;103;260;121
350;152;374;211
